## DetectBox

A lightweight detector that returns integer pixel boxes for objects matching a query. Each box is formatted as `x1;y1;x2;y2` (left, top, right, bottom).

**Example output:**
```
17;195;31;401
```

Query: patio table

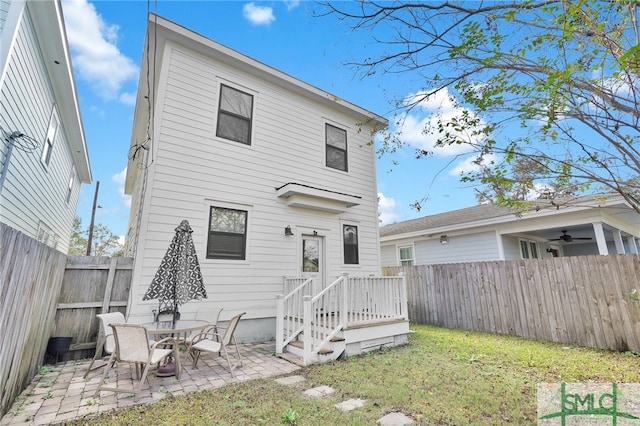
143;319;209;378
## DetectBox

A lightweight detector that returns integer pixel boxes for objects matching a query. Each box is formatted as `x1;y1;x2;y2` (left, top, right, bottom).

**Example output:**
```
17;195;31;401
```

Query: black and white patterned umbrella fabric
143;220;207;307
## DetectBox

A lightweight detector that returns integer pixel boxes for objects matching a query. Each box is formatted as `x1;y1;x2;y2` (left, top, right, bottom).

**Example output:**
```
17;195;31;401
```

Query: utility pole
86;181;100;256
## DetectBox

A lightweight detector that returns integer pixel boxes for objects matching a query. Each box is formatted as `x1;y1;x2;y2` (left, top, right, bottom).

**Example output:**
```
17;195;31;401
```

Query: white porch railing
275;275;315;353
276;272;407;365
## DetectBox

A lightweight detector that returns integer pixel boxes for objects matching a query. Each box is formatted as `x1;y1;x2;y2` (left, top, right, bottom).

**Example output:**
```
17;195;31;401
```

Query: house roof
380;194;640;240
125;14;388;194
380;203;513;237
27;0;91;183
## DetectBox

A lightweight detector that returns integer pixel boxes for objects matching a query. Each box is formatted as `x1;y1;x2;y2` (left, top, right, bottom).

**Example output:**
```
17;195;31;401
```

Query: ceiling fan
549;230;592;242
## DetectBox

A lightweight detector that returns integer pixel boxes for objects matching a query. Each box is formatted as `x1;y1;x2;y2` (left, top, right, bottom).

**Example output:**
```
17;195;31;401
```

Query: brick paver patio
1;342;300;425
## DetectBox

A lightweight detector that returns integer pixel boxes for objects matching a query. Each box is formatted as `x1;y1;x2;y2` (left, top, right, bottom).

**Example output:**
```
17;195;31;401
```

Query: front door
302;235;324;296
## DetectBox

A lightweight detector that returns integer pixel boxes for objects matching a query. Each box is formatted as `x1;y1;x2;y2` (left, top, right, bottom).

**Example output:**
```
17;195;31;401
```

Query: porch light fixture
284;225;294;236
440;235;449;244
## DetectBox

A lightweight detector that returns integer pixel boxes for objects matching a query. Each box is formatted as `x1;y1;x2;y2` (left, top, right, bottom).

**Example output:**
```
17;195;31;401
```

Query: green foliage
68;216;123;256
281;407;300;424
323;1;640;213
37;365;52;376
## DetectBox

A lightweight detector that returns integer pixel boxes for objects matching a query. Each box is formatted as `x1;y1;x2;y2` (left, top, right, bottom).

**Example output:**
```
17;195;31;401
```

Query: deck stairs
276;273;409;366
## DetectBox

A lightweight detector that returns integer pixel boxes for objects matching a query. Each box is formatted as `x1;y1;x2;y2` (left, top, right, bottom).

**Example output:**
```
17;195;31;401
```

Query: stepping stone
377;412;414;425
275;375;305;385
335;398;367;412
303;385;334;397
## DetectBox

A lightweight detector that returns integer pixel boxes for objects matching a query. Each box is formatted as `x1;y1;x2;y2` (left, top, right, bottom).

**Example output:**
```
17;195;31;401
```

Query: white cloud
393;88;484;157
378;193;402;225
119;92;137;106
284;0;300;10
243;3;276;26
62;0;138;102
112;167;131;209
447;153;499;177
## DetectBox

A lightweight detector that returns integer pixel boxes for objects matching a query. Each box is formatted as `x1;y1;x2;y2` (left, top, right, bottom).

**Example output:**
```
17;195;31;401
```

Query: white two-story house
123;15;408;364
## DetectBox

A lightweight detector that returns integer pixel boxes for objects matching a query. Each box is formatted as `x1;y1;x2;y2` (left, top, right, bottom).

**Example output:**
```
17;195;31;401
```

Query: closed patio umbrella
143;220;207;322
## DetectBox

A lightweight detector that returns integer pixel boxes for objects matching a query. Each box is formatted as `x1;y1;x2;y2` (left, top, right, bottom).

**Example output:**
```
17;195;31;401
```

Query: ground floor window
519;239;539;259
207;206;247;260
399;245;414;266
343;224;359;264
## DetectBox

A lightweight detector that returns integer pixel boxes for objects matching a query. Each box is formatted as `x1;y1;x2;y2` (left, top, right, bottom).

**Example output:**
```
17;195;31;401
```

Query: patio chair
94;324;175;400
181;308;224;350
83;312;126;378
189;312;245;377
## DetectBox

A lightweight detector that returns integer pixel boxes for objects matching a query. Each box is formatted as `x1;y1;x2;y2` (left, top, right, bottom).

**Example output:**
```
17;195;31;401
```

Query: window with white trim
216;84;253;145
37;221;58;249
66;165;75;203
42;107;59;166
326;123;348;171
519;239;539;259
343;224;359;264
207;206;248;260
399;246;414;266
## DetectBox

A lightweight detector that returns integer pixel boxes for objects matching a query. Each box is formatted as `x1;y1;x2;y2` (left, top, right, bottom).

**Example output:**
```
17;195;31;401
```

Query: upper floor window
42;107;59;166
399;246;414;266
216;84;253;145
326;123;347;171
66;165;76;203
207;206;247;260
343;224;359;264
519;239;539;259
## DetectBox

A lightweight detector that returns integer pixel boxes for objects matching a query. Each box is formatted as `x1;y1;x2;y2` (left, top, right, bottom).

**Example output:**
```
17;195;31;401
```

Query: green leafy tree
322;0;640;213
68;216;123;256
68;216;88;256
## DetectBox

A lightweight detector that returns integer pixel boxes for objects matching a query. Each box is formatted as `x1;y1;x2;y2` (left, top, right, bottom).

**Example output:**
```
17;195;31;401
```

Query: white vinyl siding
125;43;383;333
412;231;500;265
0;4;81;253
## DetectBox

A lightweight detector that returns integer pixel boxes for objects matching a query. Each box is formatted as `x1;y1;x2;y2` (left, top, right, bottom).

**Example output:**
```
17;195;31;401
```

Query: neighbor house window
37;221;58;249
66;165;75;203
207;206;247;260
343;224;359;264
326;123;347;171
519;239;539;259
216;84;253;145
42;107;59;166
399;246;414;266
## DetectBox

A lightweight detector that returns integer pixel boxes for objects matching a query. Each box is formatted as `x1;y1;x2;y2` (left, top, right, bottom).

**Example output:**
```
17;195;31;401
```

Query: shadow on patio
1;342;300;425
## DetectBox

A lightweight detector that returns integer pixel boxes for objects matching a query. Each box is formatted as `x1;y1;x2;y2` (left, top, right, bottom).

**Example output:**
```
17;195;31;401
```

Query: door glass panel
303;238;319;273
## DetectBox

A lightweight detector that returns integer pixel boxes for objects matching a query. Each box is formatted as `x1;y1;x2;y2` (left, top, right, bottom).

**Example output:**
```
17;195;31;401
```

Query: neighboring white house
0;0;91;253
380;194;640;267
123;15;390;345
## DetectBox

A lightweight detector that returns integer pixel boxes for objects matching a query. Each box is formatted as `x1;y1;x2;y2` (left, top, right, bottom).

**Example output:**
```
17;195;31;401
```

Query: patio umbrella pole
143;220;208;378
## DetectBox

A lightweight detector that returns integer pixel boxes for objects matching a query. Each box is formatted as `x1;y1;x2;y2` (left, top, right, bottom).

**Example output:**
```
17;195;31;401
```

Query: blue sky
62;0;481;238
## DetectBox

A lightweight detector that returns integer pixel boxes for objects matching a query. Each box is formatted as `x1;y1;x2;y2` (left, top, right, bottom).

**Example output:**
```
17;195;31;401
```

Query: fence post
276;294;284;354
303;295;312;365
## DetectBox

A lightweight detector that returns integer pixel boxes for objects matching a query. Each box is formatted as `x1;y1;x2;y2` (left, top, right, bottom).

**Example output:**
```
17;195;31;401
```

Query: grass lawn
65;324;640;425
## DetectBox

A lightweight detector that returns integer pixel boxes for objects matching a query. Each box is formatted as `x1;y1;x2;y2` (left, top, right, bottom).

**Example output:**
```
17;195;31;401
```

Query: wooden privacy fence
384;254;640;353
56;256;132;360
1;224;67;416
0;224;132;417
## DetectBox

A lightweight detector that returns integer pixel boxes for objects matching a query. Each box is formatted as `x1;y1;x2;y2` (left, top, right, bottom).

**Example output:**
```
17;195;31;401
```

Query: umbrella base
156;361;176;377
